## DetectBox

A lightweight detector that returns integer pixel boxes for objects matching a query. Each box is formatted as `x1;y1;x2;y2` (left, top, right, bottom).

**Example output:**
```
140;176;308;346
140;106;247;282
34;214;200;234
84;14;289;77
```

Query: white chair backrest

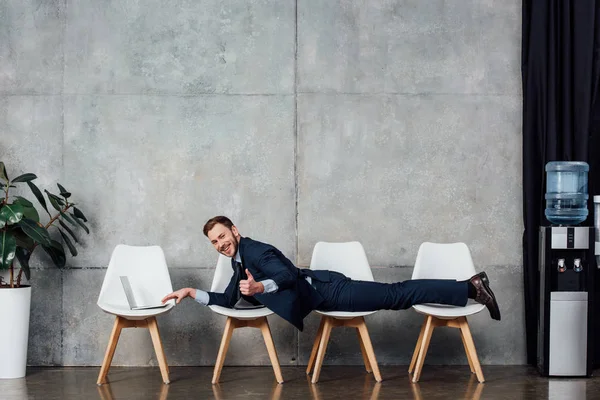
97;245;173;307
309;242;374;281
411;242;476;281
210;254;234;292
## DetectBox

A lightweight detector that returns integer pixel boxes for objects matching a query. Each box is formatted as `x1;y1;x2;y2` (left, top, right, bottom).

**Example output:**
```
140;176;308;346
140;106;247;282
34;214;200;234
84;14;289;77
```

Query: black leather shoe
477;271;489;286
470;272;501;321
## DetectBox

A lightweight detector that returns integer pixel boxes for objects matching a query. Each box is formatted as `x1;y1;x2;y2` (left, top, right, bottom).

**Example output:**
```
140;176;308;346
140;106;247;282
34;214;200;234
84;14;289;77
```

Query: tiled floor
1;365;599;400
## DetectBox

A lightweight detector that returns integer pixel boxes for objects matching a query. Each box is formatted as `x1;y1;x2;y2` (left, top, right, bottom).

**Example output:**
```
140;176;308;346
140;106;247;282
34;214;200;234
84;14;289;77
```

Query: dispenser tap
557;258;566;273
574;258;583;272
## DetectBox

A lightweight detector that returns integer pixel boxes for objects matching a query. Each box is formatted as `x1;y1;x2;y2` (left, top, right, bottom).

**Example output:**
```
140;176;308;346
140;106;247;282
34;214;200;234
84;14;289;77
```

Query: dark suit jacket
207;237;329;331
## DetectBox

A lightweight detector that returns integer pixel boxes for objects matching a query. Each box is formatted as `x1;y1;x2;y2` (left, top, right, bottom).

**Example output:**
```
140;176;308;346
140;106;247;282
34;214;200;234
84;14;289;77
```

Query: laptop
233;297;265;310
120;276;169;310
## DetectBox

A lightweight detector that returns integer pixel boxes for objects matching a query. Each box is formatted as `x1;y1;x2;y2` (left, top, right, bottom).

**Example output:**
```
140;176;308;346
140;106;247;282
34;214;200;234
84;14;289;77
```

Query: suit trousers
312;271;468;312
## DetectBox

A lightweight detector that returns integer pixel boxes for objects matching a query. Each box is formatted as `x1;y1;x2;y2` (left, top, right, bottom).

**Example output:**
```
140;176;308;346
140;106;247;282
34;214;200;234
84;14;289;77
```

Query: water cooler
537;162;596;377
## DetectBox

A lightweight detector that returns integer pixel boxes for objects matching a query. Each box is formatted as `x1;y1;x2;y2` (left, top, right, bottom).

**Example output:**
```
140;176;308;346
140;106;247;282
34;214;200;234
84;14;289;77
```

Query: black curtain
522;0;600;365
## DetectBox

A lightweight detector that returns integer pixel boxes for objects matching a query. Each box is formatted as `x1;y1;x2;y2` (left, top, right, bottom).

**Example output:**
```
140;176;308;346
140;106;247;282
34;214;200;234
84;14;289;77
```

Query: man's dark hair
203;216;234;237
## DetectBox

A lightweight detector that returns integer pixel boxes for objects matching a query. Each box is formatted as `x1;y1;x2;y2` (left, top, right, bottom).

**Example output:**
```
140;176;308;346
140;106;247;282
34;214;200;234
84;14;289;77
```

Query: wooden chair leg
97;316;125;385
412;315;434;383
357;327;372;373
409;319;427;373
306;317;325;375
212;317;236;384
258;317;284;384
459;324;475;374
147;317;170;384
311;317;334;383
458;317;485;383
356;320;382;382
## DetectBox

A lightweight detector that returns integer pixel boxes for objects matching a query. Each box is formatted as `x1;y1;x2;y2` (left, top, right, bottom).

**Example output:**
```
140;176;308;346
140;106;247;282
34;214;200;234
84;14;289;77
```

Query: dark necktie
231;259;244;304
232;259;261;306
233;259;246;280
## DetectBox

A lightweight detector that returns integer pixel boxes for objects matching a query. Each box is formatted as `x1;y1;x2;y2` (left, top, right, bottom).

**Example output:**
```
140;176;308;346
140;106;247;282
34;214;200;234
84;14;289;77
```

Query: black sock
460;280;477;299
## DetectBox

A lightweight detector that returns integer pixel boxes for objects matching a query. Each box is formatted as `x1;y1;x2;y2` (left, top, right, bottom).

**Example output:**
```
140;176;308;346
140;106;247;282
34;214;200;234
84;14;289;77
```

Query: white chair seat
316;310;376;319
209;305;274;319
413;302;485;319
98;303;175;321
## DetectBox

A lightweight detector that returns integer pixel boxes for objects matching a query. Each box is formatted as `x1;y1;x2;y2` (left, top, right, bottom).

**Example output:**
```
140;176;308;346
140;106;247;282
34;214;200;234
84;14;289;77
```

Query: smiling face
207;223;241;258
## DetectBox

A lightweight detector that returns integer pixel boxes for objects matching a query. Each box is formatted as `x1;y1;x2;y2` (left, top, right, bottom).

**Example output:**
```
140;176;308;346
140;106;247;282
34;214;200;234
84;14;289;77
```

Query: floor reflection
411;375;483;400
0;377;29;400
13;366;600;400
97;381;170;400
548;379;586;400
309;373;382;400
212;381;282;400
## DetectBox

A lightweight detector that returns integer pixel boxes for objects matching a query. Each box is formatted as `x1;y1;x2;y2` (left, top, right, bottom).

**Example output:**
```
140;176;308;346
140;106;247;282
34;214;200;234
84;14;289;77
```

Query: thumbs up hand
240;268;264;296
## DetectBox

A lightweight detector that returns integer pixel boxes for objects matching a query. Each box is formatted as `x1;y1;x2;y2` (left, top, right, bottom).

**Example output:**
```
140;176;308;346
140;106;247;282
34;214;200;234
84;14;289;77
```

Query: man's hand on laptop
162;288;196;304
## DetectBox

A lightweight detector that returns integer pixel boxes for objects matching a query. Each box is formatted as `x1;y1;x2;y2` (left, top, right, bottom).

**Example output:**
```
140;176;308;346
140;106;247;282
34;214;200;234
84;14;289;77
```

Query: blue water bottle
545;161;589;225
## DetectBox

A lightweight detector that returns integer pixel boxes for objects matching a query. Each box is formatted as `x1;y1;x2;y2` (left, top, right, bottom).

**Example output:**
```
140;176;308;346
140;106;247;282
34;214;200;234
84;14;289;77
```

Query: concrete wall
0;0;523;366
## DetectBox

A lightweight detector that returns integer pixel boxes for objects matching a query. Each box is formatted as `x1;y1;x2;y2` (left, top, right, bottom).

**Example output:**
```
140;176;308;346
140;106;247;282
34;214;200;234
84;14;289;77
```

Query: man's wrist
257;282;264;294
189;288;197;299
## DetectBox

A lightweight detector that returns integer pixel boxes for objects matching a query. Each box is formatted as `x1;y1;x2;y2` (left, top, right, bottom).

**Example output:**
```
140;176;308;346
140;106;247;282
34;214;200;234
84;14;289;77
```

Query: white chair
96;245;175;385
408;242;486;383
209;254;284;384
305;242;382;384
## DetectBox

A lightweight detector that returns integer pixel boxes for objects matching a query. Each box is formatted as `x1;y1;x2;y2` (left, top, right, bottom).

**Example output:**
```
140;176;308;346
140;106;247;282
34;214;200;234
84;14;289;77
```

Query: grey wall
1;0;523;367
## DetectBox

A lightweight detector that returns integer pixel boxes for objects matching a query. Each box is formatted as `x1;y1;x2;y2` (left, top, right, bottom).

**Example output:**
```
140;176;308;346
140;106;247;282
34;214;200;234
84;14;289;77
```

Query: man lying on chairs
162;216;501;330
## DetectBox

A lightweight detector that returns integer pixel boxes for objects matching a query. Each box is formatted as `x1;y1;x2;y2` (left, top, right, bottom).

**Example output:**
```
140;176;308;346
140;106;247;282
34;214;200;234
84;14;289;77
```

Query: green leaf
0;162;8;182
22;205;39;222
60;211;77;226
0;230;16;269
12;197;39;222
11;173;37;183
72;215;90;234
19;218;51;246
45;190;64;211
46;191;64;204
27;181;49;215
58;220;78;243
0;203;24;226
13;229;34;250
58;228;77;257
15;247;31;280
14;196;33;207
57;183;71;199
42;240;66;268
73;207;88;222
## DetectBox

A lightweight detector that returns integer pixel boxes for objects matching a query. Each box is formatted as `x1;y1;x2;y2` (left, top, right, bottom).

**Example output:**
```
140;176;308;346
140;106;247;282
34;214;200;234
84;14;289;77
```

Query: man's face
207;223;240;258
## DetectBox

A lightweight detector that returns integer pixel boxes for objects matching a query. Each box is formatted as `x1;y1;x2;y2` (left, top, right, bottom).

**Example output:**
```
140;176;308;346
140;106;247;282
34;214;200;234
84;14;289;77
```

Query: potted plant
0;162;89;379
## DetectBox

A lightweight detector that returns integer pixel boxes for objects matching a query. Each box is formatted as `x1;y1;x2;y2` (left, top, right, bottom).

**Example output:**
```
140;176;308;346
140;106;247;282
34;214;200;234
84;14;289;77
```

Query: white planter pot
0;286;31;379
